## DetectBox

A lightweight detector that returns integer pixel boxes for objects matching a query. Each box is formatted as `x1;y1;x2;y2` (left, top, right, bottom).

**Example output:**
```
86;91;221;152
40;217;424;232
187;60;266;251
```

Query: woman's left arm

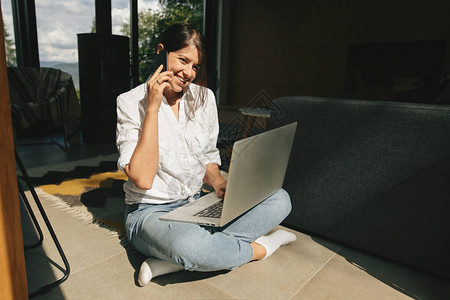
204;163;227;197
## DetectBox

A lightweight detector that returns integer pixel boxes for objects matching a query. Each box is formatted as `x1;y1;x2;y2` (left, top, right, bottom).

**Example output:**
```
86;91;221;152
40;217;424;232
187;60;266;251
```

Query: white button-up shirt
116;83;221;204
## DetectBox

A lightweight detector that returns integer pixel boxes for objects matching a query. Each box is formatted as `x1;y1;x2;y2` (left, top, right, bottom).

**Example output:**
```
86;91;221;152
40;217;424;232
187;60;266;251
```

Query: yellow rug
36;170;129;241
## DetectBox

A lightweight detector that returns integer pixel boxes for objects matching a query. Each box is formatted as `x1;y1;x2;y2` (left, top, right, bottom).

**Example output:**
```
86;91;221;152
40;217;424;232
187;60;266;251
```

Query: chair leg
18;178;44;250
57;98;68;150
15;150;70;297
242;116;256;139
237;115;249;140
50;99;68;150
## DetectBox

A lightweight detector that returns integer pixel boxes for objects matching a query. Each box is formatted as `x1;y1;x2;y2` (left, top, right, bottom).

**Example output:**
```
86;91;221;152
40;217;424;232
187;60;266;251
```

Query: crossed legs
126;189;296;285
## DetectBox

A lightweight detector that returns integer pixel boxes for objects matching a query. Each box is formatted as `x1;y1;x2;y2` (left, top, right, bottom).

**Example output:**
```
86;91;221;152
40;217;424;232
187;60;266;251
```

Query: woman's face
166;44;201;93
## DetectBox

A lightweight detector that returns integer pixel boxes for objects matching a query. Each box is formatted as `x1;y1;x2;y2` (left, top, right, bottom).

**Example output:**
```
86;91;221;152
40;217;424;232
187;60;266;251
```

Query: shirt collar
160;83;195;105
184;84;196;102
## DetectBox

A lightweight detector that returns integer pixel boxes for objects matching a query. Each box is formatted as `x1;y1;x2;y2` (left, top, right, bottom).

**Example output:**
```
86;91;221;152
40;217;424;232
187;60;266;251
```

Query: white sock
254;229;297;260
138;258;184;286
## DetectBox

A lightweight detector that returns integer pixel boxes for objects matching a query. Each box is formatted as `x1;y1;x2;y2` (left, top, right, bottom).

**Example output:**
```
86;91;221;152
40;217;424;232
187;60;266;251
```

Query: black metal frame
15;150;70;298
11;0;40;67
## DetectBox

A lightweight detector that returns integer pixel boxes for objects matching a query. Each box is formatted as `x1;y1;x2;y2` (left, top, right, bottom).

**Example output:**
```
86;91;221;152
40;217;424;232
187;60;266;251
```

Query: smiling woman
116;23;296;286
122;0;204;83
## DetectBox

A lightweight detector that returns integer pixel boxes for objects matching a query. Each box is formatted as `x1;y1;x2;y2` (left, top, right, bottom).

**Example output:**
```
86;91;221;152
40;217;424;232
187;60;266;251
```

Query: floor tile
24;153;119;178
192;226;342;299
21;190;126;294
41;251;234;300
17;138;117;169
291;246;450;300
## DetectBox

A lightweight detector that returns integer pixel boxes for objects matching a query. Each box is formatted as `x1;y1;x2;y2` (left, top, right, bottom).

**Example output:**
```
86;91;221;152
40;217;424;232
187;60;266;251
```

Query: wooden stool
238;107;271;139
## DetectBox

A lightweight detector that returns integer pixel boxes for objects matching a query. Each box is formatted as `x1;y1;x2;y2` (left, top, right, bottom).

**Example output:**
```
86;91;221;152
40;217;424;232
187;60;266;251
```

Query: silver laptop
160;122;297;227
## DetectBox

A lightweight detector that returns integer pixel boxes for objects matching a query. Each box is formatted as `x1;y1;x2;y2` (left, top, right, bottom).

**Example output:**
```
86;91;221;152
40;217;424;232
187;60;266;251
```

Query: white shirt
116;83;221;204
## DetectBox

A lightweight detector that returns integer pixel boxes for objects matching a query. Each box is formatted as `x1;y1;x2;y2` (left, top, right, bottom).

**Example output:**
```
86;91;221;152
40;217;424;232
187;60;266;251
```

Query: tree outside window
3;22;16;66
121;0;203;83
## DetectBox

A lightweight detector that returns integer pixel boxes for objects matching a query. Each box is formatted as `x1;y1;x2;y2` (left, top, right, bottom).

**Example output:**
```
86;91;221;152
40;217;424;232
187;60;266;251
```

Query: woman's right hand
146;64;173;112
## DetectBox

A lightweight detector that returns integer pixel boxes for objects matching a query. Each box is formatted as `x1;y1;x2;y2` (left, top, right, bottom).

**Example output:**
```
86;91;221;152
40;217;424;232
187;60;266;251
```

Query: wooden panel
226;0;351;106
350;0;450;43
0;8;28;300
224;0;449;106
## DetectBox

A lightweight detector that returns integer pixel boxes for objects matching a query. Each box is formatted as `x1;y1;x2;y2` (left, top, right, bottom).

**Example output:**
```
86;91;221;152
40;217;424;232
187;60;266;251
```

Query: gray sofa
270;96;450;279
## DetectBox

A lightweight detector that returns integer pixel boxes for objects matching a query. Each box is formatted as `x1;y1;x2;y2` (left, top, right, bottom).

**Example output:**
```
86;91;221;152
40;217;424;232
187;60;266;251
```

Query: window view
2;0;203;92
1;0;16;67
34;1;96;94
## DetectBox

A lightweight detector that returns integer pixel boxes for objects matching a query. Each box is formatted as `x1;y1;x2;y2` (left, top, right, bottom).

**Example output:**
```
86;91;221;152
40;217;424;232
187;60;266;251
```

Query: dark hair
160;23;207;118
159;24;208;113
160;23;206;67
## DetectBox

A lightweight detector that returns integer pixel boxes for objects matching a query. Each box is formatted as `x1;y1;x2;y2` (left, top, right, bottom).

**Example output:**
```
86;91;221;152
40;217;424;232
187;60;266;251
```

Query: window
1;0;16;66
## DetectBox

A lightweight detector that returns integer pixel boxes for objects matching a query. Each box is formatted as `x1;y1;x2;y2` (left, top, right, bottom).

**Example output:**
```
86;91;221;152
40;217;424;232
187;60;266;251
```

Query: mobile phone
154;50;167;72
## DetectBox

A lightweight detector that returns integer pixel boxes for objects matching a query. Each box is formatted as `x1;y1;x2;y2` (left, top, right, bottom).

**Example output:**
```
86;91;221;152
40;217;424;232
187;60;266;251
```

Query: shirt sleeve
204;88;222;166
116;91;143;173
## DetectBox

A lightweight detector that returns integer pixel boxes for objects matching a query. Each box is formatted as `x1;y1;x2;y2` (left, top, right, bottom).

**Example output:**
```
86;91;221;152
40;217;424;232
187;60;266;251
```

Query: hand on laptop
214;181;227;198
204;163;227;198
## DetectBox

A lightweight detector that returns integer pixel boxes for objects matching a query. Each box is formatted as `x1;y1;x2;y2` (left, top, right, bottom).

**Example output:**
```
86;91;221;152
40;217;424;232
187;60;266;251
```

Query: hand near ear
146;64;173;113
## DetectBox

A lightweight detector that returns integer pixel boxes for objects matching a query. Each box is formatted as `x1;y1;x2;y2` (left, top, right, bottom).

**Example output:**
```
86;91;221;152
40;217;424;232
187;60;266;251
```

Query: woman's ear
156;43;165;54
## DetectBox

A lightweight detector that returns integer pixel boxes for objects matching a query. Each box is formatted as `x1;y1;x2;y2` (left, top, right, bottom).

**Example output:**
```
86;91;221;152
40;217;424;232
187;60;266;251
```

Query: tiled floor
17;133;449;299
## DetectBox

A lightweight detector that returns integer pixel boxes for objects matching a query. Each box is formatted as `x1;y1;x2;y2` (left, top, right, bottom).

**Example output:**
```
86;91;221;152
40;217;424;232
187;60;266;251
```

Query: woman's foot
253;229;297;260
138;258;184;286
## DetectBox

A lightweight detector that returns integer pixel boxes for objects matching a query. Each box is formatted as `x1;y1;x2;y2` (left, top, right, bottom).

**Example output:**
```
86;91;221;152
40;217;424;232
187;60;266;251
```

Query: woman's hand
204;164;227;198
214;181;227;198
146;64;174;112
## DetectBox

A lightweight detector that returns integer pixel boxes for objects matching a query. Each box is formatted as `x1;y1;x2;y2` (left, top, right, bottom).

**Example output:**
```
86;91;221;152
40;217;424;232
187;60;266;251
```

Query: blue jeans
125;188;291;272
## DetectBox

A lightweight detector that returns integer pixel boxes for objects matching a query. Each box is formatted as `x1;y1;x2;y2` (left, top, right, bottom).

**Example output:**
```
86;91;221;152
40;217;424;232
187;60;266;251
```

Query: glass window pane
1;0;16;66
35;1;95;91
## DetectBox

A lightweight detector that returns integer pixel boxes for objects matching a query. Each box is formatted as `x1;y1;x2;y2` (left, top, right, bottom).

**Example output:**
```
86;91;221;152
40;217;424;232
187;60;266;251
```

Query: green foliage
3;22;16;66
122;0;203;83
158;0;203;30
91;18;96;33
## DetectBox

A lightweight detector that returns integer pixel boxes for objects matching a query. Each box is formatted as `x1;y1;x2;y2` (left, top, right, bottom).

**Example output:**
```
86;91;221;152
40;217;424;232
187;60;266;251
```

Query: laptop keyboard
194;200;224;218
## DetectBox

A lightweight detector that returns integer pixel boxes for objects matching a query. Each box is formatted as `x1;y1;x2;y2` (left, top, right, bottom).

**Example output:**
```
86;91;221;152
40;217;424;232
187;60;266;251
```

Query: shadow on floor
335;245;450;300
20;197;66;299
281;222;450;300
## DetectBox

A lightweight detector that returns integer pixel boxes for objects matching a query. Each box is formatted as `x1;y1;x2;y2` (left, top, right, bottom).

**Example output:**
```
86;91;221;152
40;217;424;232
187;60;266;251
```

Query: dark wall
223;0;450;106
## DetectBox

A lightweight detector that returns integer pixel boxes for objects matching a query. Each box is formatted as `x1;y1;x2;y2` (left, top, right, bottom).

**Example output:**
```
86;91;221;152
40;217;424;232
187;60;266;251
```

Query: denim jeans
125;188;291;272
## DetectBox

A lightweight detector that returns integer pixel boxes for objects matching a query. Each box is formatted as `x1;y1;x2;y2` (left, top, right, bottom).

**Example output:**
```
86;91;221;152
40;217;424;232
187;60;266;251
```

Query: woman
116;23;296;286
